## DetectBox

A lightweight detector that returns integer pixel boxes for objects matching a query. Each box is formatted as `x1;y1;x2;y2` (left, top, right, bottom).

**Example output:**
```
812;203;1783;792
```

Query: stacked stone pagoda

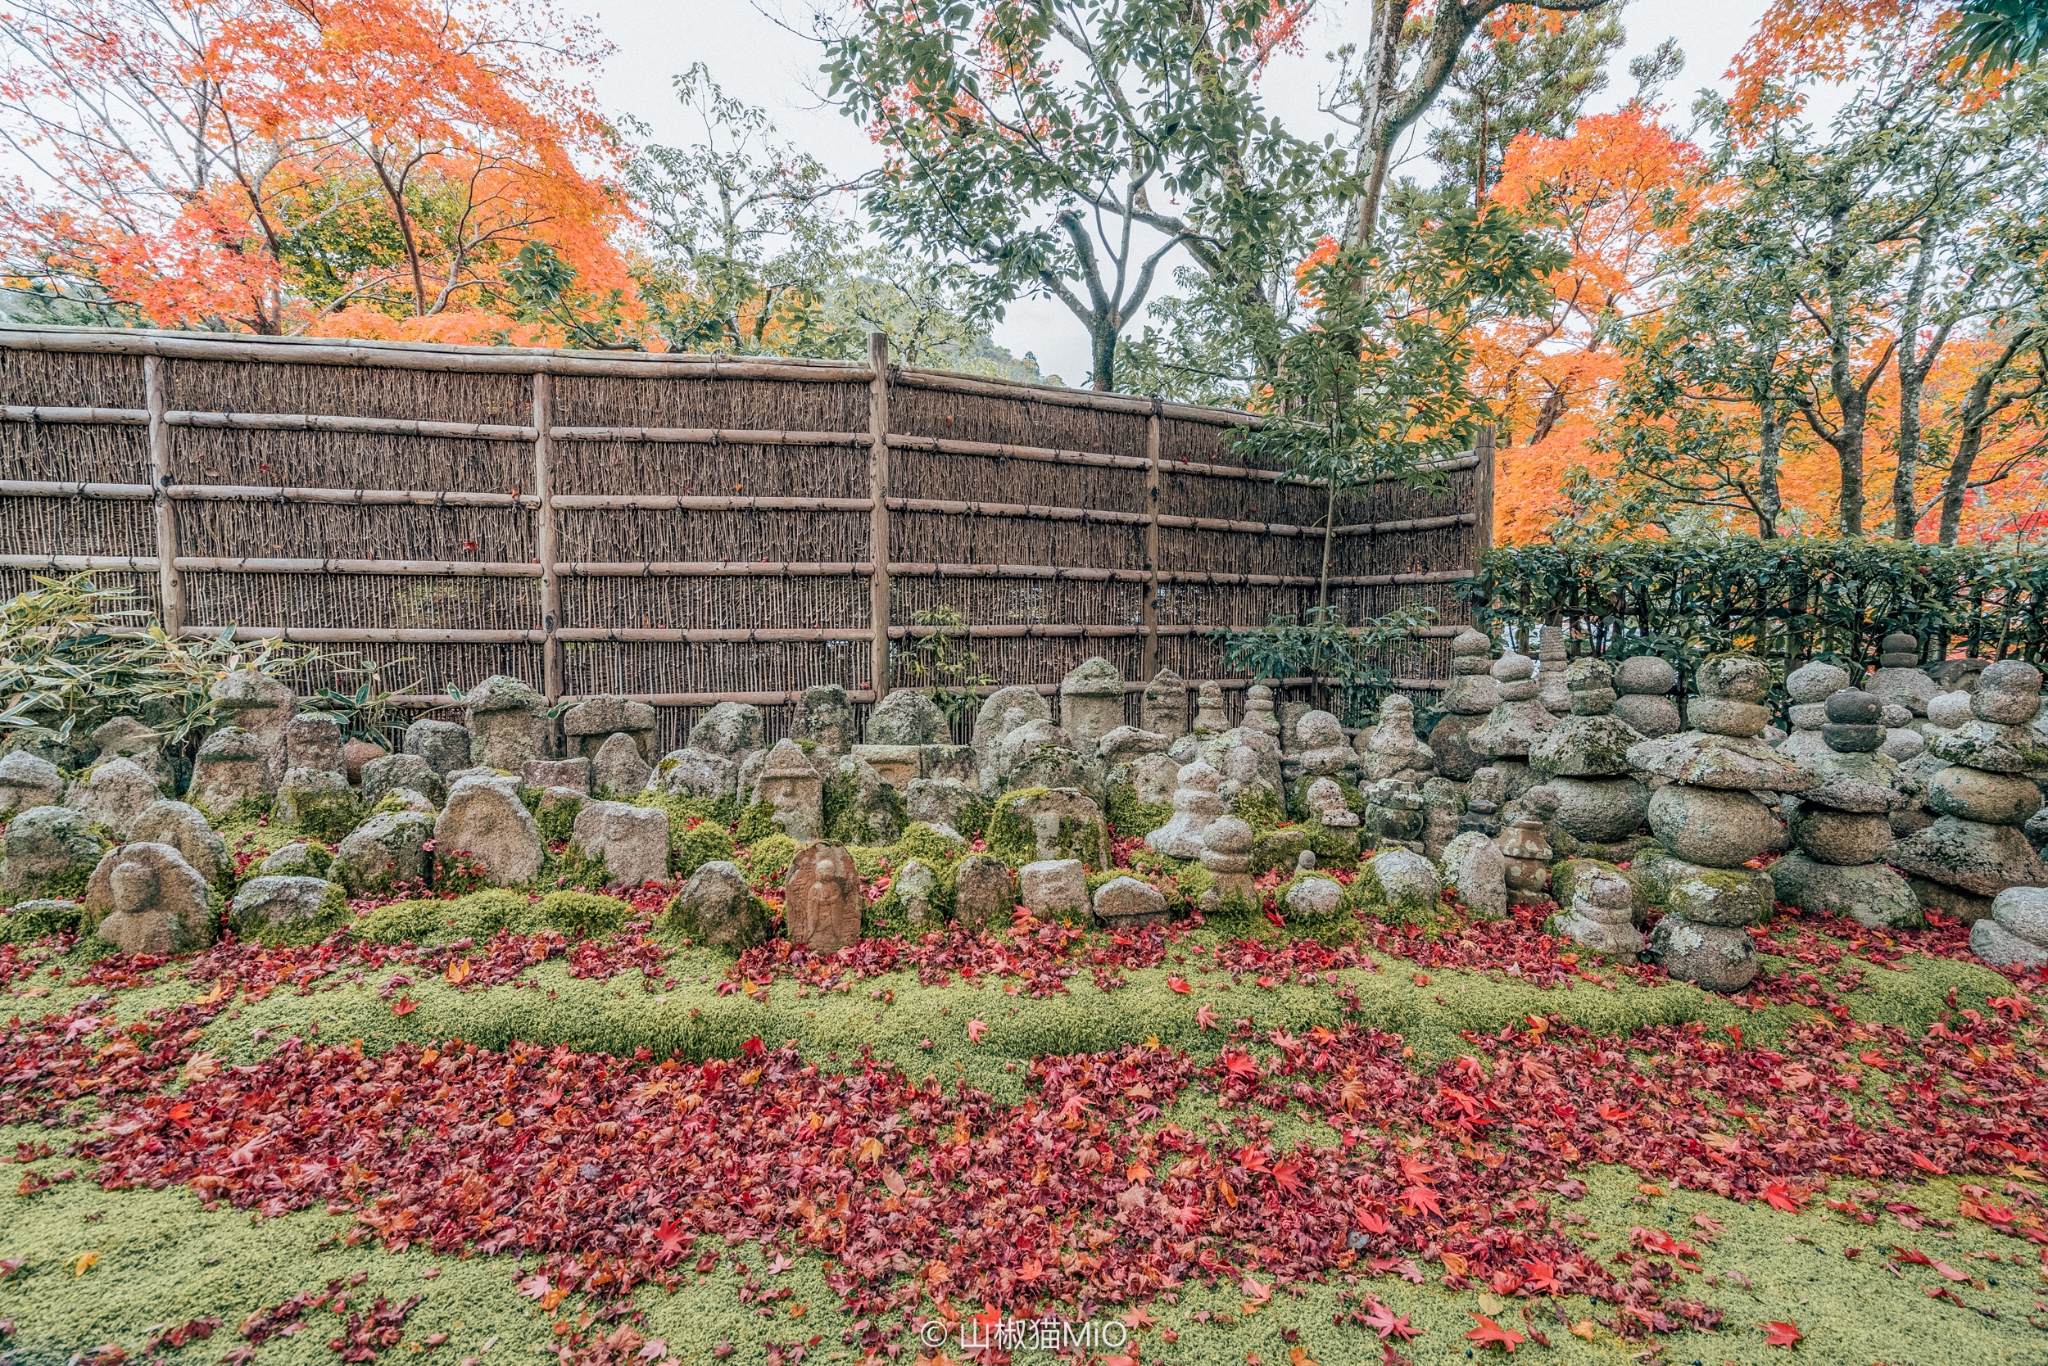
1470;651;1554;798
1890;660;2048;920
1631;654;1813;992
1427;629;1498;781
1611;655;1681;739
1777;660;1851;761
1869;631;1939;724
1768;688;1920;928
1527;657;1648;853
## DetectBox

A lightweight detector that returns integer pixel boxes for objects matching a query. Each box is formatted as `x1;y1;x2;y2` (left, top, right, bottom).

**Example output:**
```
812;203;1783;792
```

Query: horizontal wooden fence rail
0;324;1487;732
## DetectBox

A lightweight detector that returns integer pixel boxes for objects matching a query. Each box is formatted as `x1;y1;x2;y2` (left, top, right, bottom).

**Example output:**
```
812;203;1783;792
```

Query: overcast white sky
562;0;1777;380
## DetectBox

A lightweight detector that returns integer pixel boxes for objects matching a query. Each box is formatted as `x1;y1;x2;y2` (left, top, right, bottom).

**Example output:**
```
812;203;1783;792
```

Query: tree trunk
1936;326;2036;545
1891;231;1939;539
1090;322;1117;392
1757;397;1783;539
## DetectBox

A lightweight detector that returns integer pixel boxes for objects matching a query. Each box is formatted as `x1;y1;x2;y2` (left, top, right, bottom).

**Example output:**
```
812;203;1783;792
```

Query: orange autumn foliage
0;0;639;342
1476;106;1709;542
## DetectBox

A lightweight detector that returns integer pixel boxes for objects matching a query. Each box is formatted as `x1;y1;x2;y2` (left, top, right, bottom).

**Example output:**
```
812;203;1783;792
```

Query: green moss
1552;857;1653;924
350;889;531;946
892;821;968;866
247;881;351;947
1104;782;1173;840
0;899;82;943
653;887;773;950
1288;773;1364;822
542;842;608;891
1304;821;1361;869
1230;783;1287;830
631;791;741;843
288;788;360;844
733;799;780;844
1249;826;1310;877
739;833;800;888
534;793;582;845
984;785;1051;865
822;766;906;845
532;890;631;937
367;791;425;819
986;787;1104;867
671;818;736;879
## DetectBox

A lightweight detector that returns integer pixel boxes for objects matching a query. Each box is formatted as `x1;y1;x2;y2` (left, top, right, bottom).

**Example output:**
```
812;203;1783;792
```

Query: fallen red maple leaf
1762;1182;1806;1213
1519;1260;1561;1294
1360;1298;1420;1341
1465;1313;1523;1353
1759;1320;1802;1347
1167;976;1192;994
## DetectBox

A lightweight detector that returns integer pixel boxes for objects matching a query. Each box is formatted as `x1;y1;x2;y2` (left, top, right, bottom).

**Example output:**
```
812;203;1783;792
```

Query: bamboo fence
0;326;1488;745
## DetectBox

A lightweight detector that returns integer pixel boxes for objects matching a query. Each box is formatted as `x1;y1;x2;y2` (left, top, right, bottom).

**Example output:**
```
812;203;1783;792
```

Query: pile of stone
1890;660;2048;920
1776;660;1851;762
1968;887;2048;968
1631;654;1813;992
1527;658;1648;855
1870;631;1939;725
1551;862;1642;956
1427;629;1498;781
1768;688;1921;928
1610;655;1681;739
1470;650;1555;799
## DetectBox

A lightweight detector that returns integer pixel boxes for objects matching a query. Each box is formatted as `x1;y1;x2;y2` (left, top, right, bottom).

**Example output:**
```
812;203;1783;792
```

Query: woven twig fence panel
0;328;1487;735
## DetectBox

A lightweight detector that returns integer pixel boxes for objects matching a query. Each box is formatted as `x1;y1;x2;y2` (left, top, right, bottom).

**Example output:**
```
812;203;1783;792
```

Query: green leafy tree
1232;207;1562;616
820;0;1332;392
627;64;857;353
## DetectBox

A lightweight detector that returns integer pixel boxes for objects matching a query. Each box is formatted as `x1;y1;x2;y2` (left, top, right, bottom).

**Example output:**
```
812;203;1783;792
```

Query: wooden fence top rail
0;324;1269;428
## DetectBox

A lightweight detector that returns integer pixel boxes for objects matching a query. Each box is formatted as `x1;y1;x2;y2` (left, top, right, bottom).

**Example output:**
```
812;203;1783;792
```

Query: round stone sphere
1928;690;1974;729
1789;806;1896;866
1492;652;1536;682
1973;659;2043;725
1647;784;1777;868
1825;688;1882;725
1786;660;1852;704
1615;655;1677;696
1695;655;1773;703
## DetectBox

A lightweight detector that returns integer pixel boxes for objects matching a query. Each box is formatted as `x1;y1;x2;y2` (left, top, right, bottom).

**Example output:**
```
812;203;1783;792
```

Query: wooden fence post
868;331;892;698
143;356;185;635
533;372;563;704
1142;399;1162;680
1472;423;1496;558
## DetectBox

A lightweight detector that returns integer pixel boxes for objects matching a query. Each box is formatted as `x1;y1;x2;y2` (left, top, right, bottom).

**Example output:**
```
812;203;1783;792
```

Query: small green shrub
739;833;800;888
733;800;780;844
535;793;582;844
673;820;736;879
0;899;82;943
533;890;631;937
351;889;531;946
1230;784;1288;831
1104;782;1172;840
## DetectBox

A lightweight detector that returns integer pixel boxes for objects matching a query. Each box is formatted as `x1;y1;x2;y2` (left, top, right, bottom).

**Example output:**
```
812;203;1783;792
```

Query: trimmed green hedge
1475;536;2048;681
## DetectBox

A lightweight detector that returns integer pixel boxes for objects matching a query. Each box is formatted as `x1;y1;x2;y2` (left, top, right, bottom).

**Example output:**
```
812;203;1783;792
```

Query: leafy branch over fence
1472;536;2048;678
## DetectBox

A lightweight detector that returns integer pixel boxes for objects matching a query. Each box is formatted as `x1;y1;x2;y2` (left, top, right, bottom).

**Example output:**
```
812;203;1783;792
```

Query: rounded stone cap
1491;651;1535;682
1927;690;1974;729
1174;759;1223;792
1614;655;1677;695
1881;631;1919;658
1059;656;1125;698
1880;702;1914;728
1565;657;1613;689
760;739;818;779
1204;815;1253;854
1451;628;1493;658
1786;660;1851;704
1825;689;1882;724
1379;694;1415;719
1521;785;1561;818
1695;655;1772;703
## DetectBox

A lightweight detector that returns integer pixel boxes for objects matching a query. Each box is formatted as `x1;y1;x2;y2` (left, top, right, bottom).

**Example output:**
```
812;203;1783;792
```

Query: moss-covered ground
5;801;2048;1366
